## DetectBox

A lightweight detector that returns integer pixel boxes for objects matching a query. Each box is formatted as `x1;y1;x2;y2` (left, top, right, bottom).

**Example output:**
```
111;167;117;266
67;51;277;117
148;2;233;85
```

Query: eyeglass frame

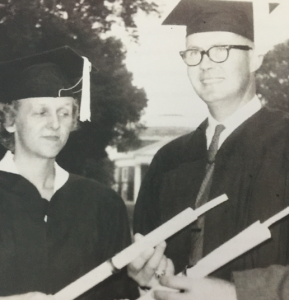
179;45;253;66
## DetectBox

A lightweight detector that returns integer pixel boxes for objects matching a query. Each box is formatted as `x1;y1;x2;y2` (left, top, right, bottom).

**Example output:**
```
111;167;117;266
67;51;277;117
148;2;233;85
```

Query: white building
108;115;196;203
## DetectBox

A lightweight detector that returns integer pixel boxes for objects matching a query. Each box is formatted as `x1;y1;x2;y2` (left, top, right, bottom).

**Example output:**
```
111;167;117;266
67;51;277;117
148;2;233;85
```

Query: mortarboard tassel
79;56;92;122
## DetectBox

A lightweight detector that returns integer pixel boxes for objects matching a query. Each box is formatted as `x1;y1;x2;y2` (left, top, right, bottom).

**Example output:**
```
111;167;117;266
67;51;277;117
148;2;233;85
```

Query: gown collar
0;151;69;194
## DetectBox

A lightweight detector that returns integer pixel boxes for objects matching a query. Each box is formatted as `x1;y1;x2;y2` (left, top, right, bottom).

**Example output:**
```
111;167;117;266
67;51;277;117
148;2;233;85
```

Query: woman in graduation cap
0;47;144;300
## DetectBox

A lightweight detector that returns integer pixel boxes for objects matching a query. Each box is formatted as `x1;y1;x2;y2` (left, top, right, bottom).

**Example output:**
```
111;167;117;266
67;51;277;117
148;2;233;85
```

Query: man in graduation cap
130;0;289;298
0;47;142;300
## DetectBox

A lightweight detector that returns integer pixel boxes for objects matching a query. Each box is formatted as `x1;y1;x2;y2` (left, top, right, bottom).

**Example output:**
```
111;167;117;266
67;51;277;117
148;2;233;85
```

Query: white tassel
79;56;92;122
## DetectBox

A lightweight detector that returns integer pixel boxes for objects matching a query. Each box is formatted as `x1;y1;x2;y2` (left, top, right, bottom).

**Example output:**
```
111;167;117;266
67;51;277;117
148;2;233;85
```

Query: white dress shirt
206;95;262;149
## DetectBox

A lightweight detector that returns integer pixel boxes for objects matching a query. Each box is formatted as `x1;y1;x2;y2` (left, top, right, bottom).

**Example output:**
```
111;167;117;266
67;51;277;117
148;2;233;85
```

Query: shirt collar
0;151;69;194
208;95;262;129
206;95;262;148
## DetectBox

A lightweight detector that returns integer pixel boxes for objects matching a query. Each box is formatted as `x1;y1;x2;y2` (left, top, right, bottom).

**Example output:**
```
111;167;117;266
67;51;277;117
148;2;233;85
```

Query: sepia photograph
0;0;289;299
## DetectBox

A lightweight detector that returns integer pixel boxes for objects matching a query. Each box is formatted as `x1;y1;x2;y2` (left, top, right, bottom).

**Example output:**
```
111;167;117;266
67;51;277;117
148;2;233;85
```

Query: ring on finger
154;269;166;279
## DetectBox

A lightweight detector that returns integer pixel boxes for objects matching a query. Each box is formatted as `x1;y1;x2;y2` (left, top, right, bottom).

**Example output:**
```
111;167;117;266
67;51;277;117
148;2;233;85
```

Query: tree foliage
0;0;157;184
257;41;289;112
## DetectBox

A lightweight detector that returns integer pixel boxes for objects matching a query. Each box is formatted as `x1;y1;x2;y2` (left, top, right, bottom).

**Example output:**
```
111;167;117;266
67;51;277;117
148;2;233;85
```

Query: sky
116;1;209;128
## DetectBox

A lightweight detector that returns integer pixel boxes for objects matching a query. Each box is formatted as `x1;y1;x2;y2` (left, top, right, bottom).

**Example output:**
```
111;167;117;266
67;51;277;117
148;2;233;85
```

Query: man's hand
0;292;54;300
154;276;237;300
127;233;174;288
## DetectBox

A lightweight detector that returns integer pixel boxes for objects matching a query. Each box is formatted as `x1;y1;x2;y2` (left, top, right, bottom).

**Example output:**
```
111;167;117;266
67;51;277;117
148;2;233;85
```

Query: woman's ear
2;102;17;133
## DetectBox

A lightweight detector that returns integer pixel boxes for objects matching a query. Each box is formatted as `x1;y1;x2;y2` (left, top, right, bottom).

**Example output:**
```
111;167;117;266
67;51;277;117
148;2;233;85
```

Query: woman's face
7;97;75;160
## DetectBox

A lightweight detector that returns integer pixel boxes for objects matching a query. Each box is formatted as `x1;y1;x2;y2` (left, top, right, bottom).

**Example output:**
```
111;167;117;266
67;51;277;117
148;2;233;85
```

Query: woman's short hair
0;98;79;152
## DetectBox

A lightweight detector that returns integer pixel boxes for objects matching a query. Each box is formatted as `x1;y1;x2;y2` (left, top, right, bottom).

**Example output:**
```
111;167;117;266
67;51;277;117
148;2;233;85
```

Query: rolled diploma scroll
54;194;228;300
187;221;270;278
138;207;289;300
188;206;289;278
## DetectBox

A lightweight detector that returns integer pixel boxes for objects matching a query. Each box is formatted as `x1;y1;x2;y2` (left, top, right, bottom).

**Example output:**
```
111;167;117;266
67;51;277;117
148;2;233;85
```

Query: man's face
12;97;75;159
186;31;254;105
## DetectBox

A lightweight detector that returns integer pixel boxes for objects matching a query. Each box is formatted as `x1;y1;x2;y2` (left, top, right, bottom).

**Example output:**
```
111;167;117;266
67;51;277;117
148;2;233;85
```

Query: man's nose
199;52;214;70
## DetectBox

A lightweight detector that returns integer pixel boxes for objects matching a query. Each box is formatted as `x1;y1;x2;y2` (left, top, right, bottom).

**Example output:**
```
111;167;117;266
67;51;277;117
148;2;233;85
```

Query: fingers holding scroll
127;233;175;288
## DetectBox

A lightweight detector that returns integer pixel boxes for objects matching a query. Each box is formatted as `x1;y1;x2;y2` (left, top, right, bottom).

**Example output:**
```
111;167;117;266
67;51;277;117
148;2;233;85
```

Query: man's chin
200;93;226;105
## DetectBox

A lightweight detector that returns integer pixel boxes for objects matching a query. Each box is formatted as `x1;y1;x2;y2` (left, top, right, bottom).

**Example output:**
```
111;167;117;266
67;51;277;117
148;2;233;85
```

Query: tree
0;0;158;185
256;41;289;112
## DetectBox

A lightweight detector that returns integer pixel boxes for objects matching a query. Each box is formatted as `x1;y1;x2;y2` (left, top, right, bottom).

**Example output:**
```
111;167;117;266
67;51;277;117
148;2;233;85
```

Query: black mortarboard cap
163;0;279;41
0;46;95;121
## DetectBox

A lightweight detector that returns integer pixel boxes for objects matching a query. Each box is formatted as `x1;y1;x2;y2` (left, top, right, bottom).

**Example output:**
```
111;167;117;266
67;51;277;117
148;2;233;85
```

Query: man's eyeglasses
179;45;253;66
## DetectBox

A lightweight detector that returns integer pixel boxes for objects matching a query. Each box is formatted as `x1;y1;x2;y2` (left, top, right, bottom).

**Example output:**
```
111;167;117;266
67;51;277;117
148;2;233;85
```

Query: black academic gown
0;172;138;299
134;107;289;279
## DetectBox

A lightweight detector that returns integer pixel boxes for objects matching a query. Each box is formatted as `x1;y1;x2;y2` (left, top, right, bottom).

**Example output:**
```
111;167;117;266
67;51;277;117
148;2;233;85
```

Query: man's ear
250;51;264;73
5;123;16;133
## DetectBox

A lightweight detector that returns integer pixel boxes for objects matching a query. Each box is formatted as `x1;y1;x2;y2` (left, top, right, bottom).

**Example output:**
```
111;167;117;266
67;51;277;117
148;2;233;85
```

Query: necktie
189;124;225;266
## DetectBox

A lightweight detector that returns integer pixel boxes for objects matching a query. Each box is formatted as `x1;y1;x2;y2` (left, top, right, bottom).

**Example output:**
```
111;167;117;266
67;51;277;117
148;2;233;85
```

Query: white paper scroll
188;207;289;278
186;221;270;278
138;207;289;300
54;194;228;300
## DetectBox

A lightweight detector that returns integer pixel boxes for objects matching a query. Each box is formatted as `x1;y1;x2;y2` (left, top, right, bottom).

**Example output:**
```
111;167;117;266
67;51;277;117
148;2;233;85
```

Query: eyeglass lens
182;46;228;66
